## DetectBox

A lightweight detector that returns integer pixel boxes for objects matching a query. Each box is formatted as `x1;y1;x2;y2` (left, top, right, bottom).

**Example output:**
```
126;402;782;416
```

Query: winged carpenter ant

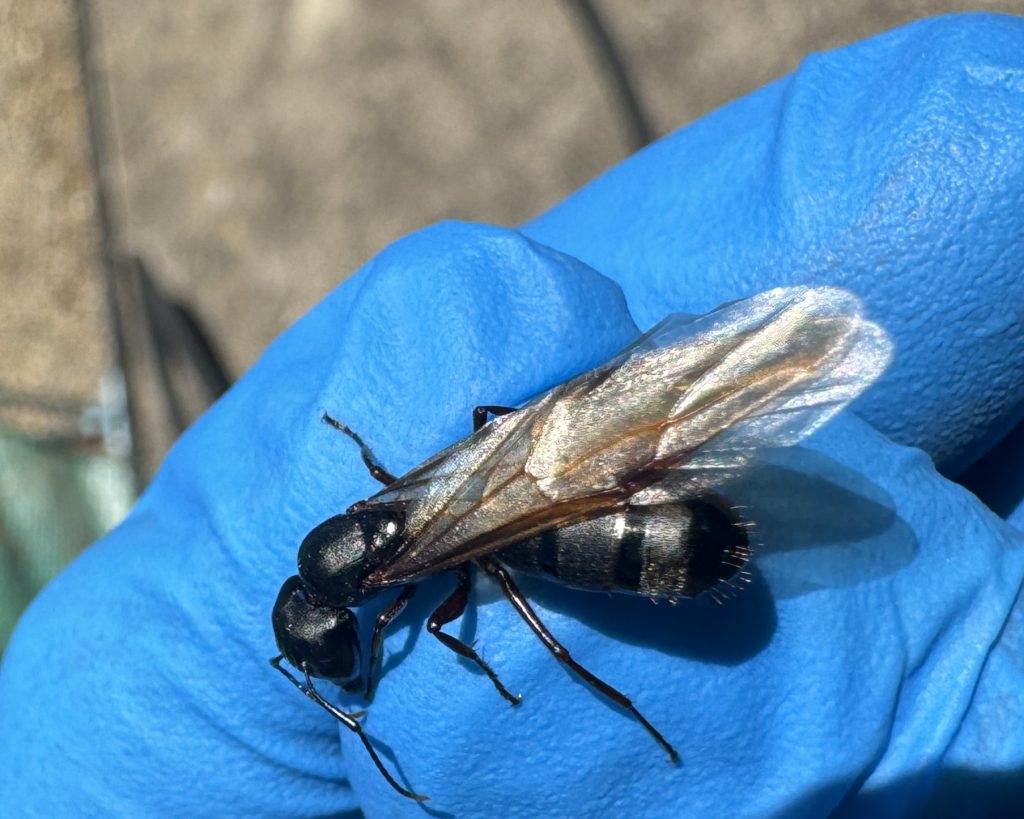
270;285;893;800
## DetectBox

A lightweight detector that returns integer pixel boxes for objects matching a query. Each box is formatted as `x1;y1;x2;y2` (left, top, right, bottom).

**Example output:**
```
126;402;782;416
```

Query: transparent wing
361;286;892;586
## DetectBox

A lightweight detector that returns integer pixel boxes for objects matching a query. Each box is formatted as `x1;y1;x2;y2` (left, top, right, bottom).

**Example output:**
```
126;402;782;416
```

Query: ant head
297;509;405;607
272;575;361;682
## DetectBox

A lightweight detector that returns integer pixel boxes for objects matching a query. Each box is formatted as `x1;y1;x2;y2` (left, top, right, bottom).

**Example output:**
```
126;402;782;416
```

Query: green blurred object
0;427;135;651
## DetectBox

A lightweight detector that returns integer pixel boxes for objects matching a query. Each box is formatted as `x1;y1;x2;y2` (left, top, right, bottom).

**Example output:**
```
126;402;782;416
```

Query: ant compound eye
272;576;361;682
297;510;405;607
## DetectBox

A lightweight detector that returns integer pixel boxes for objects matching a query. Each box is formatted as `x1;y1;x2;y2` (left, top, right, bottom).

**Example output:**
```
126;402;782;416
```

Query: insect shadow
724;446;919;601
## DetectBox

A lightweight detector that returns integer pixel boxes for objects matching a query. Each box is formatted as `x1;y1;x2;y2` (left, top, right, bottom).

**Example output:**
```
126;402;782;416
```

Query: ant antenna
321;413;397;485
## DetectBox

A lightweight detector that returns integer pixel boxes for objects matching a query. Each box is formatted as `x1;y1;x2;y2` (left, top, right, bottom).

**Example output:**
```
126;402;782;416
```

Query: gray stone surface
0;0;105;435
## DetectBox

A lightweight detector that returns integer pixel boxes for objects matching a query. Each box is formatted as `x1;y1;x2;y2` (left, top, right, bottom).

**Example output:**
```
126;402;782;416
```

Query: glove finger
0;223;637;814
524;13;1024;479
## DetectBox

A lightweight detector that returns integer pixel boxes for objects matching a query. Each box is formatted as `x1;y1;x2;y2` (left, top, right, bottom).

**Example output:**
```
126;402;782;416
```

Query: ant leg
365;584;417;701
472;405;516;432
478;558;679;763
427;566;521;705
322;413;397;485
269;655;428;801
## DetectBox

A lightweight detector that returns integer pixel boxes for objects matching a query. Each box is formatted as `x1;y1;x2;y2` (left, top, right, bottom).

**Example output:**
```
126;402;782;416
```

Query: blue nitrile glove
2;12;1024;818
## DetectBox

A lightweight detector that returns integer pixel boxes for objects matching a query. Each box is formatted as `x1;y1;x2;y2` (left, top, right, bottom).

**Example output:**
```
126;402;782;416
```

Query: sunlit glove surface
2;13;1024;818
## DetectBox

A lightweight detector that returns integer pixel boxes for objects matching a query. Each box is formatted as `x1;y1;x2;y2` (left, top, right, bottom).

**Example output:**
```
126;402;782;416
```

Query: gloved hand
3;13;1024;818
